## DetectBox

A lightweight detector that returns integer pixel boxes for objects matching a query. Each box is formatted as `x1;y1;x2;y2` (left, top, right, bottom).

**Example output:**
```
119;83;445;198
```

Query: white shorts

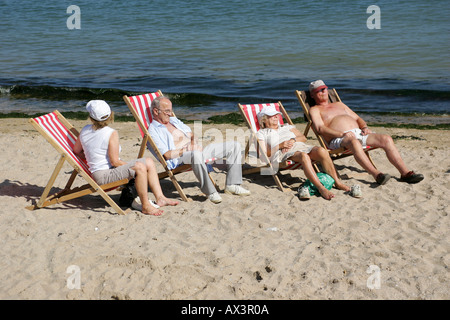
328;128;369;150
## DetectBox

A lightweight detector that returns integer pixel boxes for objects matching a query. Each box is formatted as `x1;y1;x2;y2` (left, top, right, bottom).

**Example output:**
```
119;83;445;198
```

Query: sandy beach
0;117;448;300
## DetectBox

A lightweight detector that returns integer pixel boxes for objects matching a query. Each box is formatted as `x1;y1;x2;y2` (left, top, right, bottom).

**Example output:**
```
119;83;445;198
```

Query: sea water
0;0;449;121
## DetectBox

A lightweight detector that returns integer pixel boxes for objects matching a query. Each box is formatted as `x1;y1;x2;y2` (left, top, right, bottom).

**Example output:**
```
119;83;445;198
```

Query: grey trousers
180;141;243;195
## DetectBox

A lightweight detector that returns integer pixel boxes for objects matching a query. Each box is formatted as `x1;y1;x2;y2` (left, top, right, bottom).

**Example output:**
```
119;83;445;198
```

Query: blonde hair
90;111;114;130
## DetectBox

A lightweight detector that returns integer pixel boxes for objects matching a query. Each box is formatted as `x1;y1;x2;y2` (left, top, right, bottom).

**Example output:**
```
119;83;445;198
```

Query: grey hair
150;95;167;113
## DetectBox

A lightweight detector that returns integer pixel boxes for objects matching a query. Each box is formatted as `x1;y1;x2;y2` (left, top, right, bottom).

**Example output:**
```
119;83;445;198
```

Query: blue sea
1;0;449;123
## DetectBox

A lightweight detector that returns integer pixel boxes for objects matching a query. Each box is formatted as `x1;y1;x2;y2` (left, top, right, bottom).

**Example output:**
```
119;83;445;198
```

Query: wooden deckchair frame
238;101;317;192
27;110;129;215
123;91;217;202
295;88;377;167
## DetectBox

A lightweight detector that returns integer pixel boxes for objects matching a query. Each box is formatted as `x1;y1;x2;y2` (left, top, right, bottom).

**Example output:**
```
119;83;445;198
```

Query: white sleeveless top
79;125;118;173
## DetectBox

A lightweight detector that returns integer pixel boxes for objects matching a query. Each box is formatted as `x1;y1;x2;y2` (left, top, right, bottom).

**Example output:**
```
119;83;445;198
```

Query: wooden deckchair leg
36;154;66;208
30;179;130;215
244;140;250;159
207;172;220;192
367;152;377;169
138;134;149;159
77;171;128;215
303;122;311;137
167;172;191;202
313;163;320;173
94;187;128;215
64;169;79;190
272;174;285;192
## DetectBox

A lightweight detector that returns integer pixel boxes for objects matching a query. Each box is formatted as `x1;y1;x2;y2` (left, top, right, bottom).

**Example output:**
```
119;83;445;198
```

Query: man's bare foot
156;197;179;207
142;204;163;216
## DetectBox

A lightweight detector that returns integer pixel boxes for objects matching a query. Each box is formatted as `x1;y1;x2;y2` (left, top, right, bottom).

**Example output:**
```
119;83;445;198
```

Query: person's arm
187;132;202;151
354;113;370;134
260;137;292;157
108;130;127;167
163;145;189;160
289;127;307;143
163;132;201;159
73;136;85;160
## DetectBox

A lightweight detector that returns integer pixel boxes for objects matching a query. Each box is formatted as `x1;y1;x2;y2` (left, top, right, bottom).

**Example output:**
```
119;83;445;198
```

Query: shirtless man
308;80;424;185
149;96;250;203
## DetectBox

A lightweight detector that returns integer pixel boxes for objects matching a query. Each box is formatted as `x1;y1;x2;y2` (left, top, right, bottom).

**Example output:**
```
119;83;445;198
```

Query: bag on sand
119;178;137;207
303;173;335;196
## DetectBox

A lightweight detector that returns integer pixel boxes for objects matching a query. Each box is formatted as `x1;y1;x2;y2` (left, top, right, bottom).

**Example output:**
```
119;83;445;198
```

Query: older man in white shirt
148;96;250;203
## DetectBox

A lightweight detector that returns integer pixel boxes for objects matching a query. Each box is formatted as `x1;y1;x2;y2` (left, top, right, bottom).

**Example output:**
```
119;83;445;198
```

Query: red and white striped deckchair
27;110;129;215
295;89;378;167
123;91;217;202
238;101;313;192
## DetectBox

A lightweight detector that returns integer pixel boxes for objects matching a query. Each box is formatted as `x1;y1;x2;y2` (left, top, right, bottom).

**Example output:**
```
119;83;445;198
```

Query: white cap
86;100;111;121
257;104;281;126
309;80;328;94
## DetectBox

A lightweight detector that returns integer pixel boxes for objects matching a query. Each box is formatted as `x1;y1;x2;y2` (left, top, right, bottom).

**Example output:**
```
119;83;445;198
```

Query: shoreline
1;111;449;128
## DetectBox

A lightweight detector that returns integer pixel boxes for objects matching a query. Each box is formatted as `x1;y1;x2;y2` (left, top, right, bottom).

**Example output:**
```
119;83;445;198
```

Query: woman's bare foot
142;204;164;216
335;182;351;192
318;187;335;200
156;197;179;207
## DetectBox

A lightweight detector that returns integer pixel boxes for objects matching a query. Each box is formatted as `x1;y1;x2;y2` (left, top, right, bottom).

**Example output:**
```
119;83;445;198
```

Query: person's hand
281;139;294;150
361;126;371;135
342;131;356;139
188;143;203;152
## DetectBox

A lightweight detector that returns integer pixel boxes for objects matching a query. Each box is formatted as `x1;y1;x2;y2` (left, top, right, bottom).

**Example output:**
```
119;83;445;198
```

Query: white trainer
224;185;251;196
298;186;311;200
350;185;362;198
208;192;223;204
131;197;160;211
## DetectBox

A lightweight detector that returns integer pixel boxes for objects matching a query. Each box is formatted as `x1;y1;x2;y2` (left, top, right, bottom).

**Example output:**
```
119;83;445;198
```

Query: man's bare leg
366;133;410;176
342;138;382;179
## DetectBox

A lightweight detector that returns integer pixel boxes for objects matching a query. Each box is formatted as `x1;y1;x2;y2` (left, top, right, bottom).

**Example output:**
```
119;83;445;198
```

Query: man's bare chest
320;104;348;123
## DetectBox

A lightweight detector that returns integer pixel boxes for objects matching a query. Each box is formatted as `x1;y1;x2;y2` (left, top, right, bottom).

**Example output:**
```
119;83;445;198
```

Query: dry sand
0;118;448;300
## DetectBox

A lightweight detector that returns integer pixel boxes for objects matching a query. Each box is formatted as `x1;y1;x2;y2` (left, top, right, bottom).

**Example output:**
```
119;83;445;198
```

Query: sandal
376;173;391;185
400;171;424;184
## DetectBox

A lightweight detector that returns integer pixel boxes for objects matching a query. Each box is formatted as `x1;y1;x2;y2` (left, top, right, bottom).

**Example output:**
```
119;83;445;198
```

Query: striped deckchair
123;91;217;202
295;89;378;168
238;102;316;192
27;110;129;215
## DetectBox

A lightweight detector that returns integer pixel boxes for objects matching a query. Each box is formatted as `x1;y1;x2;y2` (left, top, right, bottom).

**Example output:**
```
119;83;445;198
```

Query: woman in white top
74;100;178;215
256;105;351;200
